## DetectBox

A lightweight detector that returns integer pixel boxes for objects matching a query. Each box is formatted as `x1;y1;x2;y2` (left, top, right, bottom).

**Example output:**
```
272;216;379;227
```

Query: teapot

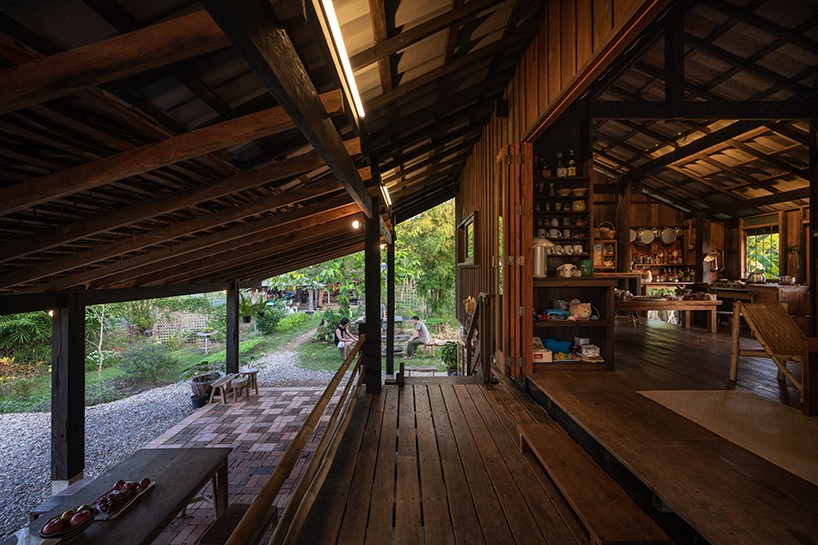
556;263;577;277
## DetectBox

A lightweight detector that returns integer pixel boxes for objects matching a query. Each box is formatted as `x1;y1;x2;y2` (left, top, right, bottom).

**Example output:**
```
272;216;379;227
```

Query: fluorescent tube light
322;0;365;119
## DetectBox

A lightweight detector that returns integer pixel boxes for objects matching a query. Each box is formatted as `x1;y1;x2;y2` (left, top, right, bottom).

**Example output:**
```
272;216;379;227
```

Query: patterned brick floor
144;386;337;545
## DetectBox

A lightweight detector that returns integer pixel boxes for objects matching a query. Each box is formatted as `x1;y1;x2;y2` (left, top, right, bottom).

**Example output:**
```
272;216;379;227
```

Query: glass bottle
567;150;577;177
542;158;551;178
555;152;567;178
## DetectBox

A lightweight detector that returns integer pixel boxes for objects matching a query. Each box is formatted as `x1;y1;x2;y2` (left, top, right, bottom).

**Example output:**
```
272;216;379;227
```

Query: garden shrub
85;350;119;372
120;340;177;380
257;304;285;335
275;313;309;332
315;309;341;344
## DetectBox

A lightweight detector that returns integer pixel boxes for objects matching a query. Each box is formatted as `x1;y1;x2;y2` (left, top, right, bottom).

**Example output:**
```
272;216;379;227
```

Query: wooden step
519;422;671;545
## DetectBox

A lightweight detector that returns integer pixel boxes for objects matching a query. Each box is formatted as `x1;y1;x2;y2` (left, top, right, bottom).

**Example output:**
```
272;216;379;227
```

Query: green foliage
746;232;779;278
85;350;119;372
275;313;310;332
85;383;122;406
441;341;458;368
120;340;176;380
0;311;52;364
397;199;455;316
118;300;156;332
257;304;285;335
316;309;341;344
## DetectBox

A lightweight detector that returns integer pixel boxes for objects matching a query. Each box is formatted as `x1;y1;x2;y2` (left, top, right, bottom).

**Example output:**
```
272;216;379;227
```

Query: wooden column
386;237;395;376
226;281;239;374
51;292;85;488
695;212;712;283
810;120;817;337
616;178;632;273
365;195;382;393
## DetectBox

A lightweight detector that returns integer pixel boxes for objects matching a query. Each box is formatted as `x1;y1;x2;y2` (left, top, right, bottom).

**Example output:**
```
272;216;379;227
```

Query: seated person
334;317;358;359
404;316;431;359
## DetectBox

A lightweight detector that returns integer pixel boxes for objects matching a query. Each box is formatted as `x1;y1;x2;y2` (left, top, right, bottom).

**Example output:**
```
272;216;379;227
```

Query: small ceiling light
353;220;360;229
380;244;385;249
48;310;54;317
322;0;365;119
382;184;392;206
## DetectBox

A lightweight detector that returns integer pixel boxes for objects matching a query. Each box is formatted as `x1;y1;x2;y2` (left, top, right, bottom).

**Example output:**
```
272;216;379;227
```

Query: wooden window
458;211;478;267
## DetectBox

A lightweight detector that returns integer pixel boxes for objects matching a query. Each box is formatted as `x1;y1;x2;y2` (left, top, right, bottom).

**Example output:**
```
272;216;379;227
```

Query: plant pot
242;315;251;323
191;395;208;409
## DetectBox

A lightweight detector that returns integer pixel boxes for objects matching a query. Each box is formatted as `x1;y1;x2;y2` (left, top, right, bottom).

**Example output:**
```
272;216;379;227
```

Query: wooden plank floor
297;380;585;545
528;320;818;545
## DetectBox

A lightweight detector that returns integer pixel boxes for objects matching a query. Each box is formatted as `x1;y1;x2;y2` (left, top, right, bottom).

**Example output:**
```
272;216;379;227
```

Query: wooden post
480;294;492;388
616;177;632;273
730;301;742;381
307;287;314;313
695;212;712;283
809;121;817;337
386;237;395;376
365;195;382;393
226;282;239;374
51;292;85;490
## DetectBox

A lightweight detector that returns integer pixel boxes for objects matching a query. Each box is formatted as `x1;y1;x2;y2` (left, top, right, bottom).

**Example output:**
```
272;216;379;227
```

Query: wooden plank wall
456;0;645;324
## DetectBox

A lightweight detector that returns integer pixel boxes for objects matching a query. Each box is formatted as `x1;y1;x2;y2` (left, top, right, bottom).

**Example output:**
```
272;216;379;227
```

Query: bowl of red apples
39;504;95;541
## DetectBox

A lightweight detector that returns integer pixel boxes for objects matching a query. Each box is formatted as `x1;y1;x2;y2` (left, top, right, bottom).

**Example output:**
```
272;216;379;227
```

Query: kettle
556;263;577;277
747;271;766;283
532;237;554;278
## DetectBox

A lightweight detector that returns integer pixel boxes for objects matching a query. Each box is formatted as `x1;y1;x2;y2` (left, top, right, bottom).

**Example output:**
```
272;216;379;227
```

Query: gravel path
0;339;334;540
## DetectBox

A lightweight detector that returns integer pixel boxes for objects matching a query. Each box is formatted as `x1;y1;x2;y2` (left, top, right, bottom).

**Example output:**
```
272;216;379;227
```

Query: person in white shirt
404;316;430;358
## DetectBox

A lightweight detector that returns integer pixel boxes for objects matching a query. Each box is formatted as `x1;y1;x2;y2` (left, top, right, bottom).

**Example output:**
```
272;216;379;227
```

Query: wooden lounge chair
730;301;803;398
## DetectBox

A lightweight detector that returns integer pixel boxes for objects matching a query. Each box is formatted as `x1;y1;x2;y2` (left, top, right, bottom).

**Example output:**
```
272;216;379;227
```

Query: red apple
114;479;126;490
42;519;64;535
139;478;151;489
124;481;138;491
70;510;93;528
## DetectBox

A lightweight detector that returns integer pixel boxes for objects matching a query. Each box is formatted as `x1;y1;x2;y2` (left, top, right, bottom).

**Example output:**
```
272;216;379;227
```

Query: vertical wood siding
456;0;652;323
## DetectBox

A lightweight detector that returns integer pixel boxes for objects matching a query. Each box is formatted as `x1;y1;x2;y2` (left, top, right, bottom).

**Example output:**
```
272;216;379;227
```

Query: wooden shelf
534;320;612;327
533;362;612;372
535;194;589;200
534;176;589;181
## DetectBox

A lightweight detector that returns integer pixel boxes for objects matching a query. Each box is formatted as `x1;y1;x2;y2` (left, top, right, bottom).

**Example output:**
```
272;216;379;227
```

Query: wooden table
615;299;722;333
7;448;231;545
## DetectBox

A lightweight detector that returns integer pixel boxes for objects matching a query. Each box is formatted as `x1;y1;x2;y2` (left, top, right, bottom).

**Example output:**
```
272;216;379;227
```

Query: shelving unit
593;240;617;270
532;278;615;370
533;176;594;267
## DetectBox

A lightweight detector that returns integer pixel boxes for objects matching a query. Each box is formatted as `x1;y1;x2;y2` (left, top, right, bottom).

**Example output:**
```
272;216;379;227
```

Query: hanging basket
596;221;616;239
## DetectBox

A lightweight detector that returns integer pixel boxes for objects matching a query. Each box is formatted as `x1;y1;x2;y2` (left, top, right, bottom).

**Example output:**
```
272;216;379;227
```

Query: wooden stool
231;377;250;401
420;342;436;356
240;368;259;394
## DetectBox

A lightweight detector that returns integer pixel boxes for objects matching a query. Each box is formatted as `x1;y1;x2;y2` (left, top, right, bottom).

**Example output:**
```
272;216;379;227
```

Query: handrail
224;335;366;545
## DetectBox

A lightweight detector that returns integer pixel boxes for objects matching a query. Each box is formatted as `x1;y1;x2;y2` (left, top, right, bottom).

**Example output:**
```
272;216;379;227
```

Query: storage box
533;337;553;363
574;337;590;346
580;344;600;357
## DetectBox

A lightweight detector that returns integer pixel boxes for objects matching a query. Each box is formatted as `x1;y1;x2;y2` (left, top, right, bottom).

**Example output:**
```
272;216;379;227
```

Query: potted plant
441;341;459;376
239;295;255;323
177;359;217;408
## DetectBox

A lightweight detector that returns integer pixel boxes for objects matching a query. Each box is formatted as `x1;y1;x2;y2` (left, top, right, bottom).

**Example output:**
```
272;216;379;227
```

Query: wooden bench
209;373;239;405
519;422;671;545
30;478;92;521
199;503;278;545
404;366;438;376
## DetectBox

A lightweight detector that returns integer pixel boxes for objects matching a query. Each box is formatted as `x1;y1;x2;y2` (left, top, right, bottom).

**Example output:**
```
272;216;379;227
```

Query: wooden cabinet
594;240;617;270
532;278;615;371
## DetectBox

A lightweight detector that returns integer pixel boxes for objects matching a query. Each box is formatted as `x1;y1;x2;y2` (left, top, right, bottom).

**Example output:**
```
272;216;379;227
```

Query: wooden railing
224;336;366;545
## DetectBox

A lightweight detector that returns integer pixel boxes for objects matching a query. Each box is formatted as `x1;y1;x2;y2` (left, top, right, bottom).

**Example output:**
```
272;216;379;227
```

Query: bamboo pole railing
223;335;366;545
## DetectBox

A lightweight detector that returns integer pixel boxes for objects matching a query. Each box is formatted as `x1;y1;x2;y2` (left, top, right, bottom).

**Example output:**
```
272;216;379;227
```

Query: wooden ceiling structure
585;0;818;220
0;0;545;298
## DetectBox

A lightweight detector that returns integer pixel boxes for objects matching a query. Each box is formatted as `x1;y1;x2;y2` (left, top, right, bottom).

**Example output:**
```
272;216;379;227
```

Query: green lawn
295;337;449;373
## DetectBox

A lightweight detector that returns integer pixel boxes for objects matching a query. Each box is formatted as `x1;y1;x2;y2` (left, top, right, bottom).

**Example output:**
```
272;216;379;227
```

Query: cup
548;228;561;238
554;245;564;254
537;228;547;238
574;244;584;254
563;229;571;238
546;247;554;255
554;202;562;211
563;245;573;255
550;218;559;227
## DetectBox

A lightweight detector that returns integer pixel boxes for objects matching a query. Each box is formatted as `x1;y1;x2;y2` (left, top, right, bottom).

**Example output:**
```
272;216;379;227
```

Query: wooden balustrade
223;336;366;545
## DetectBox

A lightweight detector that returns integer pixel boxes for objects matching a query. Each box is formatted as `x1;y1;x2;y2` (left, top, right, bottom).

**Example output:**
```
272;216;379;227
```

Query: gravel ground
0;346;335;541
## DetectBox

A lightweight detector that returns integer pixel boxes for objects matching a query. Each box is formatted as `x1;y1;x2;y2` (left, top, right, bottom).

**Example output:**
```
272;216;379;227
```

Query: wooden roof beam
0;10;230;115
684;187;810;219
0;91;344;216
349;0;505;70
0;187;350;291
17;198;359;294
200;0;380;238
0;138;359;265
